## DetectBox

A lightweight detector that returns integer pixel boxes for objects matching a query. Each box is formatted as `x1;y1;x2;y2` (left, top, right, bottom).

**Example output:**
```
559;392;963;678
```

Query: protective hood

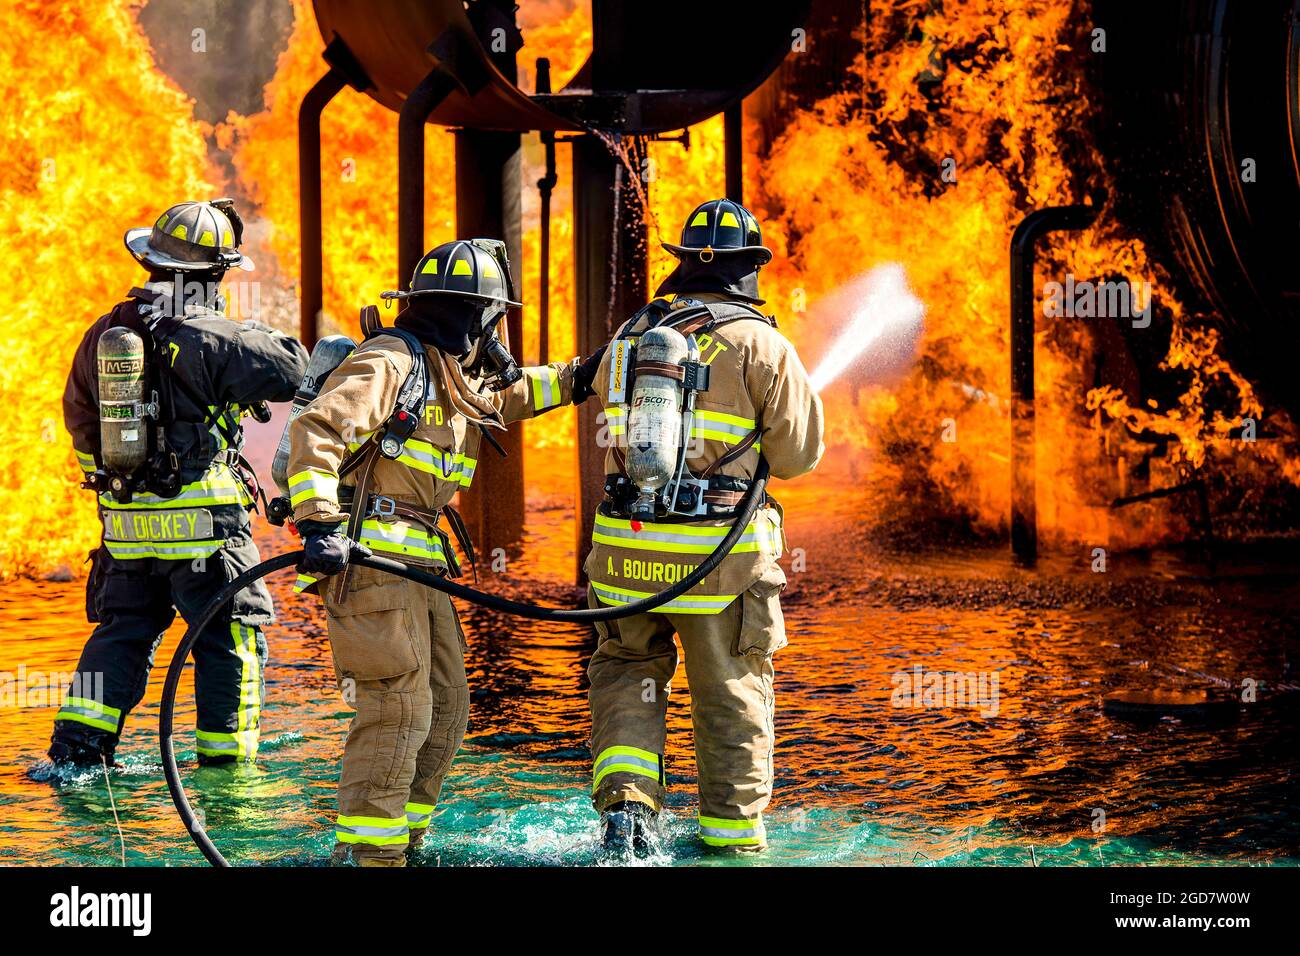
654;251;766;305
395;297;483;359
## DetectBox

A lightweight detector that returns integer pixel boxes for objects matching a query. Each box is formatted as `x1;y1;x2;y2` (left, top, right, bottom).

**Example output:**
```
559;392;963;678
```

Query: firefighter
287;239;600;866
585;198;824;853
51;200;308;769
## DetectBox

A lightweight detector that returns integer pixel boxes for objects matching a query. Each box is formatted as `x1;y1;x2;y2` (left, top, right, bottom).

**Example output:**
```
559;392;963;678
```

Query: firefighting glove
297;520;352;575
572;344;608;404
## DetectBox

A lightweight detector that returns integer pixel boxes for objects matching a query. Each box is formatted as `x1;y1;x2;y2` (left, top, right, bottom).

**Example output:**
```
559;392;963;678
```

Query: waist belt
337;484;477;585
602;472;758;519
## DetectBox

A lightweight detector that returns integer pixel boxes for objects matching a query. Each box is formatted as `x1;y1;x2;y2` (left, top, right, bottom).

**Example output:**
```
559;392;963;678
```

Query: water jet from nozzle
808;263;926;392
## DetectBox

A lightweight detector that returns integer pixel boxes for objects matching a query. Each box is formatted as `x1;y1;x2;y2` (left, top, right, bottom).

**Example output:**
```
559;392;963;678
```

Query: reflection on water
1;472;1298;867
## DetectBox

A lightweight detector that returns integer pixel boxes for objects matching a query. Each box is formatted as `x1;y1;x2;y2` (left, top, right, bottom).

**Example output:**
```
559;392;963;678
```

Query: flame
8;0;1291;580
0;1;215;579
702;0;1296;545
222;0;457;336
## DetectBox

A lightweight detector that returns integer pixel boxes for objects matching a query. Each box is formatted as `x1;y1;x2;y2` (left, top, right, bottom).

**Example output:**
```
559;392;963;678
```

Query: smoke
808;264;926;392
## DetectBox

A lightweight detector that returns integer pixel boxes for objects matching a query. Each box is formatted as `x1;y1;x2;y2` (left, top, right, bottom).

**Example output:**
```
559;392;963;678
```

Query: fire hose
160;457;771;866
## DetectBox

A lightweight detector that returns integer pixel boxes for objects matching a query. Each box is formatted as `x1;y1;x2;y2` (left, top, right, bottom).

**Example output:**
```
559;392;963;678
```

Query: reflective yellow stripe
405;802;436;830
592;513;780;555
75;449;96;473
293;572;320;595
336;814;409;846
604;406;626;435
98;463;250;511
529;365;562;411
694;409;755;430
101;538;225;561
55;696;122;733
195;728;259;759
345;436;474;485
288;468;339;508
458;455;477;488
590;581;736;614
698;815;764;846
592;745;662;792
233;622;261;758
358;520;448;562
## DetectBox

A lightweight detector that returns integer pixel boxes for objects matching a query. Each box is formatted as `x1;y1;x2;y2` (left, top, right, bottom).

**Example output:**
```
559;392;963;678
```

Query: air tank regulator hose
160;458;772;866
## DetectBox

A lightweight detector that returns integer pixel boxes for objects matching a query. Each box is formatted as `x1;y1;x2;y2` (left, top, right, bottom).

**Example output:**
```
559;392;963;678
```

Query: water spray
808;263;926;392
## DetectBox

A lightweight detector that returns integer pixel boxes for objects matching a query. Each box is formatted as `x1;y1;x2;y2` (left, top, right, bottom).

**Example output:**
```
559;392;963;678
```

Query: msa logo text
49;886;152;937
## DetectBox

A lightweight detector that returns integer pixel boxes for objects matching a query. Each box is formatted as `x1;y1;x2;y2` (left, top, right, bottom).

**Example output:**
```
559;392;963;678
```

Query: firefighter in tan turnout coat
286;239;595;865
586;199;824;854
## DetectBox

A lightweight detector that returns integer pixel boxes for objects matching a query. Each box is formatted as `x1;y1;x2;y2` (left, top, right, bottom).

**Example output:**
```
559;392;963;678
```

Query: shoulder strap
672;301;775;336
368;325;429;416
614;298;673;339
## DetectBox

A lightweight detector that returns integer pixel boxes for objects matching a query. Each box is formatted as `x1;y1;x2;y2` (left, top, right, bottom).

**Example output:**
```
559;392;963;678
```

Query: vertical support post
454;129;527;556
536;57;556;367
1009;204;1101;564
397;67;456;290
572;135;648;583
298;69;347;351
724;101;744;204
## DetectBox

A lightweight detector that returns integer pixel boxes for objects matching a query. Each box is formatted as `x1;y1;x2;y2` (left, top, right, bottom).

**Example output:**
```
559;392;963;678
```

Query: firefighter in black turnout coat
49;200;307;768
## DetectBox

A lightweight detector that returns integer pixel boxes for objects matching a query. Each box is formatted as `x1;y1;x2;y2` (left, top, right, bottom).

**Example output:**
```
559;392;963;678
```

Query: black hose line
161;459;770;866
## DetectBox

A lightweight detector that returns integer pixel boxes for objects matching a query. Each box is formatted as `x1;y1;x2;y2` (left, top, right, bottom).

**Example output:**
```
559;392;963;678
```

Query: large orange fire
1;0;1294;580
0;1;215;579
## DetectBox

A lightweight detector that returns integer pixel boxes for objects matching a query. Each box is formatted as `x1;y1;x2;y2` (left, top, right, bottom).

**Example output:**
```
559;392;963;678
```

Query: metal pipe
397;66;457;288
1009;203;1101;564
724;101;743;203
298;68;347;350
536;57;557;365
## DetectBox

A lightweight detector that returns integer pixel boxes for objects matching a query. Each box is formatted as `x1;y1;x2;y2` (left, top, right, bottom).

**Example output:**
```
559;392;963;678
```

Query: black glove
572;344;608;404
297;520;351;575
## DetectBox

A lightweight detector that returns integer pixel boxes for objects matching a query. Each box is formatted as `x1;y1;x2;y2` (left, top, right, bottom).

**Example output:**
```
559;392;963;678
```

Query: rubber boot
405;828;426;860
601;800;655;858
48;733;116;770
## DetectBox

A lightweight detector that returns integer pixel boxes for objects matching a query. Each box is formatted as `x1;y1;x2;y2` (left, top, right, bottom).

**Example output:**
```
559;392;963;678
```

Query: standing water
1;447;1298;867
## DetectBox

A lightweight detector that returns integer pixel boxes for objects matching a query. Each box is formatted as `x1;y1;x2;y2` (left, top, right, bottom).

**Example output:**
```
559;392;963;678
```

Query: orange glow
222;0;457;337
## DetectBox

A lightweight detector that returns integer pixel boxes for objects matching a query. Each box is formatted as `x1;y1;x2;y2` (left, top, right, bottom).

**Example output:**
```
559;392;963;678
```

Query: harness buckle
369;494;397;518
667;477;710;517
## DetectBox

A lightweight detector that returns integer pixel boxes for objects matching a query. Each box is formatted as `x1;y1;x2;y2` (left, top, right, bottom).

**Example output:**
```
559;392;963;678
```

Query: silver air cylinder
626;325;688;518
96;327;148;477
271;334;356;497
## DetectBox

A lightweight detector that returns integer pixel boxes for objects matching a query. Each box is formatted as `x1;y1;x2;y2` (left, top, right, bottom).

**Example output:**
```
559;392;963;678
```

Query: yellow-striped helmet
124;199;253;273
662;198;772;265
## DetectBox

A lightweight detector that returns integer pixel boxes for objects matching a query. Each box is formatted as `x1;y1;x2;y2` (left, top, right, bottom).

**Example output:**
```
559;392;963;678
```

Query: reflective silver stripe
593;522;773;549
590;582;735;613
359;522;447;560
691;419;751;442
394;441;466;480
336;822;408;839
102;539;224;561
699;823;762;840
406;810;432;827
593;751;659;778
57;702;115;723
531;367;560;410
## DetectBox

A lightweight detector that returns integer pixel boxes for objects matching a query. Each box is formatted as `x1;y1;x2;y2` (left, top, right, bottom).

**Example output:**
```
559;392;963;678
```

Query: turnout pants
50;531;272;765
324;567;469;865
586;565;788;851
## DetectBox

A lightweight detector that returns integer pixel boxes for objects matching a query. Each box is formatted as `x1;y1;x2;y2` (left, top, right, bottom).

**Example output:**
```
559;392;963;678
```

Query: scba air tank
626;325;688;518
271;334;356;497
97;326;148;476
